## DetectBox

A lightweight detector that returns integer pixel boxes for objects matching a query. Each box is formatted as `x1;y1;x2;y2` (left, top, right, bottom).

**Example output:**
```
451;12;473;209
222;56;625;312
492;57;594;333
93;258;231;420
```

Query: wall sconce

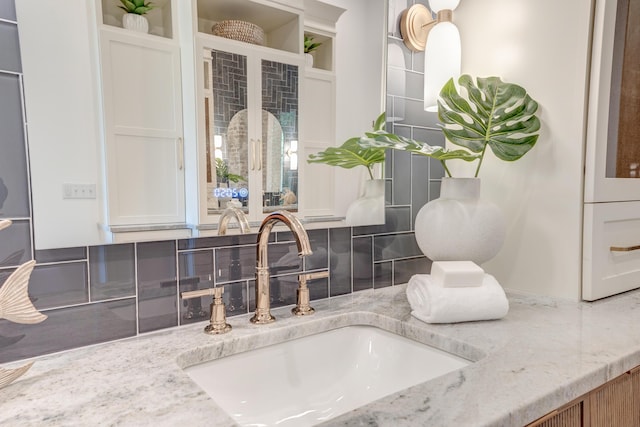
400;0;461;112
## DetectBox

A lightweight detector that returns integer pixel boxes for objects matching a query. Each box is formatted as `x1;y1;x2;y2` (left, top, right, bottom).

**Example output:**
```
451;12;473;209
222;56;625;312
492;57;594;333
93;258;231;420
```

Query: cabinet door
259;58;299;214
204;48;251;217
300;71;336;218
590;372;636;427
526;399;585;427
100;30;185;226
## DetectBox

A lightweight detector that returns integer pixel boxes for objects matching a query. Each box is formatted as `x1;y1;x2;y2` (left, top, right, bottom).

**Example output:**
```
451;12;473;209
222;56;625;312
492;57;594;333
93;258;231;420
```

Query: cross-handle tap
181;287;232;335
293;271;329;316
251;211;312;325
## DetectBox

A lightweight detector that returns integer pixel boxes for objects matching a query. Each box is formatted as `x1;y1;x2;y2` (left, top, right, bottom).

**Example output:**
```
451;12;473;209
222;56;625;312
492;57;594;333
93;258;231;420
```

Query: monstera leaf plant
361;75;541;177
307;114;386;180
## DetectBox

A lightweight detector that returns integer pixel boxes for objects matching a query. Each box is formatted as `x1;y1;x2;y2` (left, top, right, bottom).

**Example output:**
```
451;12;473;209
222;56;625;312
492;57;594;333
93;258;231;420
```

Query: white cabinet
299;1;345;218
194;37;302;226
582;0;640;300
181;0;305;230
99;29;185;228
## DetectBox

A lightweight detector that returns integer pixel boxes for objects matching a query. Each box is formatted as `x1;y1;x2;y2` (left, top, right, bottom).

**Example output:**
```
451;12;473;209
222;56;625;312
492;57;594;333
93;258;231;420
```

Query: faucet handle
181;287;232;335
292;271;330;316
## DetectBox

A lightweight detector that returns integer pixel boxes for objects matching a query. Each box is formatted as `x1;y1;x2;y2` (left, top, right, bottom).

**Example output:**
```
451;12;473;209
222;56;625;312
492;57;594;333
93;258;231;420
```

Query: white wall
454;0;594;299
16;0;105;249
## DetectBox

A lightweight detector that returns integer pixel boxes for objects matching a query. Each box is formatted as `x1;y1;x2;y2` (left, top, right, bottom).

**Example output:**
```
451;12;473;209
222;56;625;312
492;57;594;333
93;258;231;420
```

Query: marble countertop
2;284;640;427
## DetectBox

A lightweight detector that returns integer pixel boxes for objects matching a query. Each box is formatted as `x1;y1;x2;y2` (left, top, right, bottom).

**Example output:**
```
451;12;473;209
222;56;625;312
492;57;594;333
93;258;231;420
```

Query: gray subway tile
0;219;30;267
36;246;86;263
374;262;393;289
178;250;214;325
352;236;373;292
411;154;430;225
0;73;29;218
25;262;88;310
393;257;431;285
0;298;136;363
89;244;134;301
221;281;249;316
305;229;328;270
428;180;441;202
393;147;412;205
248;274;300;312
137;241;177;333
267;242;303;275
178;233;260;250
353;206;411;235
215;245;255;283
329;228;351;297
374;233;423;261
0;21;21;73
393;97;440;128
0;0;17;21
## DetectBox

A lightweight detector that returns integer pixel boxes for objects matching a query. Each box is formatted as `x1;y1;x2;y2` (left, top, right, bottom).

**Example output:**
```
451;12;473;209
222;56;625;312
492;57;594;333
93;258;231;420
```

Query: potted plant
307;114;387;225
304;34;322;67
360;75;541;264
118;0;155;33
215;158;245;185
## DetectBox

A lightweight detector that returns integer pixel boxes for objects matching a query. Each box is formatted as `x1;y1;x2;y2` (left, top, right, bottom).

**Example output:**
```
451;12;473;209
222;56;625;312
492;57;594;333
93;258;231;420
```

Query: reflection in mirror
203;51;299;215
260;59;299;213
18;0;387;249
204;49;249;214
606;0;640;178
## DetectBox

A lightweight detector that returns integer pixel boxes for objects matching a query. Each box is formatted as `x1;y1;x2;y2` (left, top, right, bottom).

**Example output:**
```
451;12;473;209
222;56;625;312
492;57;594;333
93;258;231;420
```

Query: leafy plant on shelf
118;0;155;15
304;35;322;54
307;114;386;180
359;75;541;177
215;158;245;184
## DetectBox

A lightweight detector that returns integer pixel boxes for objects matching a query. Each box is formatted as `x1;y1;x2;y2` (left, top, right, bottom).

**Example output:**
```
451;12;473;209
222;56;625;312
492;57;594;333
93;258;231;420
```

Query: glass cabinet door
606;0;640;179
260;59;299;213
205;49;250;215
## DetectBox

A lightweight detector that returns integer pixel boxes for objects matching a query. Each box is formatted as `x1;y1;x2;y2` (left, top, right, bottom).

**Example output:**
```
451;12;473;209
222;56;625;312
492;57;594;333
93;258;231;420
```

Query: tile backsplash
0;0;441;363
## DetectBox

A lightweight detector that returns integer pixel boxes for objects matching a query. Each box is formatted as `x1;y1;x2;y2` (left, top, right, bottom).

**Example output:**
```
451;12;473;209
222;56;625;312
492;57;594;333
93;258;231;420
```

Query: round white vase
414;177;505;265
122;13;149;33
346;179;385;226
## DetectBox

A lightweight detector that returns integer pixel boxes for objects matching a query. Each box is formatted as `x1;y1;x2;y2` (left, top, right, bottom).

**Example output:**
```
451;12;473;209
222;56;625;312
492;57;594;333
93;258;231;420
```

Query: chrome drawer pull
610;245;640;252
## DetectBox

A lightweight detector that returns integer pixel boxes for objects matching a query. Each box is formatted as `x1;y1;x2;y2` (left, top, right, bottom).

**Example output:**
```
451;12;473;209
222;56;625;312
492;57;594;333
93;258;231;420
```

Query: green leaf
438;75;540;162
119;0;137;12
133;5;152;14
372;112;386;132
308;137;386;171
360;131;480;162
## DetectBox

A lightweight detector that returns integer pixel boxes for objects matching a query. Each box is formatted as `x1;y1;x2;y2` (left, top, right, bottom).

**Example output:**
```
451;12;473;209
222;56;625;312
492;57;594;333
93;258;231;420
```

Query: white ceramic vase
414;177;505;265
122;13;149;33
305;53;314;68
346;179;385;226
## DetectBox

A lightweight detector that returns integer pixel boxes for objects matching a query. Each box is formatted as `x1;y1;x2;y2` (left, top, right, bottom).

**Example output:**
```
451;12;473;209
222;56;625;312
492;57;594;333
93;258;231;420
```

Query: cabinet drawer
583;201;640;300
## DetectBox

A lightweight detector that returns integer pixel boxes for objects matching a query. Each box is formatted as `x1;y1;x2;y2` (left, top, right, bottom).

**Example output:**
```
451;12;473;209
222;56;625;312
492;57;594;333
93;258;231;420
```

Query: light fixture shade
428;0;460;13
423;21;461;112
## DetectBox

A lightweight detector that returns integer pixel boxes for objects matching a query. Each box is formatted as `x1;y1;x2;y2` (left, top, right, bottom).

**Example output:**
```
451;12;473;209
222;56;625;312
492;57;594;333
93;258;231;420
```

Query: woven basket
212;20;265;46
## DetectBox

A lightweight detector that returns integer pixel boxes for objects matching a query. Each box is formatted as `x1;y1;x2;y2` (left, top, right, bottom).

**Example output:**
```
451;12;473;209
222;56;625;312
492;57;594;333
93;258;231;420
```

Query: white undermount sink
184;325;470;426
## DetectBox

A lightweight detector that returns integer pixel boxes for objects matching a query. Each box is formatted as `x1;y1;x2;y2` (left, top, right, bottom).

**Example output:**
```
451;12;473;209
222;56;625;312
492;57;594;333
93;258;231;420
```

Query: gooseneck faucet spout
218;206;251;235
251;211;312;324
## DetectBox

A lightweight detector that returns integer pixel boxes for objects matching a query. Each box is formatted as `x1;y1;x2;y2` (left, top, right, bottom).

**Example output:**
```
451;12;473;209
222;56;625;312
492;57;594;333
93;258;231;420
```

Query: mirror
16;0;388;249
203;51;300;216
605;0;639;178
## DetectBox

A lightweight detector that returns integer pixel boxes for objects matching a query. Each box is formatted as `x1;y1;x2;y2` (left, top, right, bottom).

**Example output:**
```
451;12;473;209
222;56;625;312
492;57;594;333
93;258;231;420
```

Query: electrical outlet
63;184;96;199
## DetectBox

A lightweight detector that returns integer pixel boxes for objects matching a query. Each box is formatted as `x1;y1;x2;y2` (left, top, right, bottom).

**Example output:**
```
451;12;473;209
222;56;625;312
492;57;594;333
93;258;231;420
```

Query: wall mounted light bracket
400;4;436;52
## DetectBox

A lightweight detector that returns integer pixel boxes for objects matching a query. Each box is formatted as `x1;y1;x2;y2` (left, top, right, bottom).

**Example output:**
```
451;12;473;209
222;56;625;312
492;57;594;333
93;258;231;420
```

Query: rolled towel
406;273;509;324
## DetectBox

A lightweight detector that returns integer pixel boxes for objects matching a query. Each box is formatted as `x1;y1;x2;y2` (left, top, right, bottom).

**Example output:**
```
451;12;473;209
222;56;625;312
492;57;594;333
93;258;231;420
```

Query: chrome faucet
218;206;251;235
251;210;312;324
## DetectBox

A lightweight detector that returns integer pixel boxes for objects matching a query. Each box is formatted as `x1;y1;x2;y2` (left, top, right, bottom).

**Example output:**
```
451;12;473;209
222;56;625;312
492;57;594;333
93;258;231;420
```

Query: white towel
406;273;509;324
